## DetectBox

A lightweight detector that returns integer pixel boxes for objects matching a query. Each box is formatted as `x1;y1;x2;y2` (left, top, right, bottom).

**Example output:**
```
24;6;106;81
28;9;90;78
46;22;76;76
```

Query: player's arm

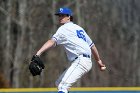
91;45;106;71
36;39;56;56
29;39;56;76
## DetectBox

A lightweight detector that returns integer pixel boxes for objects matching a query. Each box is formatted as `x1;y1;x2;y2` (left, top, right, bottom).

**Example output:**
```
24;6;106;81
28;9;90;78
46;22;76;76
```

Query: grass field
0;87;140;93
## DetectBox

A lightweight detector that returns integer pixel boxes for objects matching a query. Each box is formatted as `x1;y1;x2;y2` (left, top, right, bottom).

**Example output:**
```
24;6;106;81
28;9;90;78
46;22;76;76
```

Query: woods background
0;0;140;88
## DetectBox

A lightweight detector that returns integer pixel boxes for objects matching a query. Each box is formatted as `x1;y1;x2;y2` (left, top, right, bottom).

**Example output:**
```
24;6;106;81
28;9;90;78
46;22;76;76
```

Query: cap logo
60;8;63;13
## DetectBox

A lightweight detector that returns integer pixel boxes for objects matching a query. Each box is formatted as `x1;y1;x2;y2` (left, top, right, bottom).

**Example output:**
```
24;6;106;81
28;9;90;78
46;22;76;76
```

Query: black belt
83;54;90;58
75;54;90;60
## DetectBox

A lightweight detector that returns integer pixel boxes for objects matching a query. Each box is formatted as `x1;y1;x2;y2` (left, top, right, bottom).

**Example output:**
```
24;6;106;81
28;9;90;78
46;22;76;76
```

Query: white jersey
52;22;94;62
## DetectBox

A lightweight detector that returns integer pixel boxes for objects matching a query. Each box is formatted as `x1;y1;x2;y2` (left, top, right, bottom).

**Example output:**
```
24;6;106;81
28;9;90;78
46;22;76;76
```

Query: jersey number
76;30;86;41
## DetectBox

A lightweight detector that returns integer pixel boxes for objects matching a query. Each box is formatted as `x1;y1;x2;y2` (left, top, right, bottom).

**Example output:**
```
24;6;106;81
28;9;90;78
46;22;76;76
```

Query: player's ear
67;16;71;20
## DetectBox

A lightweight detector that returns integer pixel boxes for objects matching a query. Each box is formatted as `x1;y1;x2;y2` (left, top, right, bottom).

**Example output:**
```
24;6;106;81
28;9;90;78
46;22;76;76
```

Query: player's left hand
29;55;45;76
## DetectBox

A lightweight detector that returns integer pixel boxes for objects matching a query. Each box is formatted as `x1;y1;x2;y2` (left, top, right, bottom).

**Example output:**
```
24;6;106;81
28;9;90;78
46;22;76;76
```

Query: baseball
101;66;106;70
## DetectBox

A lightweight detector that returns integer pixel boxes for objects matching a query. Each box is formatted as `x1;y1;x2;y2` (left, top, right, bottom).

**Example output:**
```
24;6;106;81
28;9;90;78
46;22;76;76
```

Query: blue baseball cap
55;7;72;16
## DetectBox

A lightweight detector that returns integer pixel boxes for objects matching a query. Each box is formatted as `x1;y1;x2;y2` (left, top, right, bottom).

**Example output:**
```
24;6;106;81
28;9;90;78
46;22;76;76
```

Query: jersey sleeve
85;32;94;48
51;27;67;45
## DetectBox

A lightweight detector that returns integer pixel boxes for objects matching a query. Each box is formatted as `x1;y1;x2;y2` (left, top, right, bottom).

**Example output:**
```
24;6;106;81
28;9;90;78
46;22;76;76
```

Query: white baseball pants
55;55;92;93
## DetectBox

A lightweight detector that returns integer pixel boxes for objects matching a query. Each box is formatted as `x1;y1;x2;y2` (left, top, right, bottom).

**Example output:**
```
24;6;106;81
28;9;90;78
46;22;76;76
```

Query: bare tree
0;0;140;88
4;0;12;86
12;0;27;87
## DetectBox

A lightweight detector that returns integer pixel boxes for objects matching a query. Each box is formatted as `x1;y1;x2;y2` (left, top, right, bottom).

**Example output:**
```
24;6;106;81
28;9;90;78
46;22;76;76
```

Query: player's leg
56;57;92;93
55;68;70;93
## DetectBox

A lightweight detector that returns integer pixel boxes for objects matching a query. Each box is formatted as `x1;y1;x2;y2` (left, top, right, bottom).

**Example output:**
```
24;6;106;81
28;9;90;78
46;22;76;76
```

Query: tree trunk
4;0;12;86
12;0;27;87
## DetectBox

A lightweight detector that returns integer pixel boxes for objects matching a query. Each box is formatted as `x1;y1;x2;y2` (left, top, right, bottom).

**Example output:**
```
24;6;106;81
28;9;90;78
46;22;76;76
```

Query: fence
0;87;140;93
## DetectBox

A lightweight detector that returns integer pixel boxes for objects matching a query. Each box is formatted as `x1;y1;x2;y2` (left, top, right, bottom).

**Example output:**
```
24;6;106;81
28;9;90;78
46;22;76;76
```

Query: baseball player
35;7;106;93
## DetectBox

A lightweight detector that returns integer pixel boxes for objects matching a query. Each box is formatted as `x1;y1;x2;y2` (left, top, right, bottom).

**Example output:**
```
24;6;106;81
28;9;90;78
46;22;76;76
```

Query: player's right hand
100;65;106;71
97;60;106;71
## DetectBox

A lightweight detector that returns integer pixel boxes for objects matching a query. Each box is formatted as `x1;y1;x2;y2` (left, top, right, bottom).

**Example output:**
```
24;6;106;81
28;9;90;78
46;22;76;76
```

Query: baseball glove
29;55;45;76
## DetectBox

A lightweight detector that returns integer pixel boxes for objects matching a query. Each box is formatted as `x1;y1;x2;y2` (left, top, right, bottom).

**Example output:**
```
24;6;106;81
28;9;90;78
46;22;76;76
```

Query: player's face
58;14;70;24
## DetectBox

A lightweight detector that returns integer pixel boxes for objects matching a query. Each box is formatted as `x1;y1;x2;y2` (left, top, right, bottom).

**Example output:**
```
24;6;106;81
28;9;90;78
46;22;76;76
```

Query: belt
75;54;90;60
83;54;90;58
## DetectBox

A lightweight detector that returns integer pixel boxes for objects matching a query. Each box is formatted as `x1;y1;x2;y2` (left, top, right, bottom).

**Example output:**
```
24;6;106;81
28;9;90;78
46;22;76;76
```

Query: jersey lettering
76;30;86;41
